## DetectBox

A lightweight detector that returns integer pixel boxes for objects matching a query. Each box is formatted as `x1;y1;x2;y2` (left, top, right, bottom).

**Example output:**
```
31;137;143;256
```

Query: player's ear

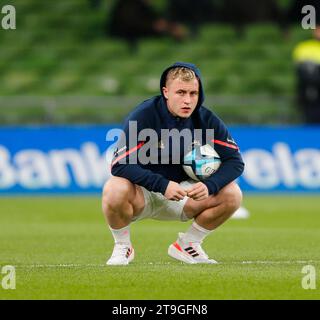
162;87;168;99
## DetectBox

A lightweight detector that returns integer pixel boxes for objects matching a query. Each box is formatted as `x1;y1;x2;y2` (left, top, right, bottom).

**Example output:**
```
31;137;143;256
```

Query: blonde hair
166;67;196;84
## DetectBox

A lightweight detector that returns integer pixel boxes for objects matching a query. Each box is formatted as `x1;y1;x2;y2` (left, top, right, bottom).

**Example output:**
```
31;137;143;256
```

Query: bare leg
102;176;145;229
183;182;243;230
102;177;145;265
167;182;243;264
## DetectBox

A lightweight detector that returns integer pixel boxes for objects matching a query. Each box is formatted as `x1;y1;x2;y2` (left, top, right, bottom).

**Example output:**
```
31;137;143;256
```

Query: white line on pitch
14;260;320;268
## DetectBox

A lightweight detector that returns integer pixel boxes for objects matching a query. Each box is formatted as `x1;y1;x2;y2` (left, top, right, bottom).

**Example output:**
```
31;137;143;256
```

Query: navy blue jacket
111;62;244;195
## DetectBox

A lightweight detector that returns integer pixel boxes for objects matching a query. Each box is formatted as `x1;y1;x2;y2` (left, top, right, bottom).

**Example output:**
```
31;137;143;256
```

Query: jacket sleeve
203;115;245;195
111;112;170;195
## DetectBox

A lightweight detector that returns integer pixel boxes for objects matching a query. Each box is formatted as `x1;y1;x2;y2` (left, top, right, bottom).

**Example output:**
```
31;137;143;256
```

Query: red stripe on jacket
212;139;239;150
111;142;145;167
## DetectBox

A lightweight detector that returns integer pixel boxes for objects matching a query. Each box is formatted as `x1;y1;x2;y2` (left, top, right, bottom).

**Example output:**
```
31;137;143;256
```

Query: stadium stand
0;0;313;124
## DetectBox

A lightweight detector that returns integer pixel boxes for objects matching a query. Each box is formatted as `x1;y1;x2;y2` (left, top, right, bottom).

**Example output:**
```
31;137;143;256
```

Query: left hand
186;182;209;201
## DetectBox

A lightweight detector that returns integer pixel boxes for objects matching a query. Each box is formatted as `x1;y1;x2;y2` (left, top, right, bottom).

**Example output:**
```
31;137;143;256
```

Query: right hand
164;181;187;201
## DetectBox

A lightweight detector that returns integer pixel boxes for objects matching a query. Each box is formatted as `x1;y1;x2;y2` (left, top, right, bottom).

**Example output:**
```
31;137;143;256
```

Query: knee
102;177;134;212
220;182;242;214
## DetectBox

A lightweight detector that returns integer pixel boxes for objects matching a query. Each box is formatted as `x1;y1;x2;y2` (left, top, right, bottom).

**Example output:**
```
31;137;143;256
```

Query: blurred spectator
293;26;320;123
166;0;219;36
221;0;283;32
107;0;188;50
88;0;101;9
287;0;320;25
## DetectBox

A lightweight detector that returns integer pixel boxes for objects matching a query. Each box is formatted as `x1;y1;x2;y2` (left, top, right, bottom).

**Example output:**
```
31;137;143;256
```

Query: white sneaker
168;233;218;264
106;243;134;265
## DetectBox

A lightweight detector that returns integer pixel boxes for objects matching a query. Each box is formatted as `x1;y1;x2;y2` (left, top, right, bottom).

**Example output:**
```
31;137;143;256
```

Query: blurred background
0;0;319;125
0;0;319;195
0;1;320;300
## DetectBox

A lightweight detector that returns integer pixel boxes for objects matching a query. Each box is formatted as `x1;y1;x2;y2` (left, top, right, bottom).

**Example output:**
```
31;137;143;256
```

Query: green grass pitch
0;195;319;300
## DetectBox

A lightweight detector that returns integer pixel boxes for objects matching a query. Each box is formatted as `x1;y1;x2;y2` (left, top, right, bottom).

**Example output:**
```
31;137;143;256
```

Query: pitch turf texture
0;195;319;300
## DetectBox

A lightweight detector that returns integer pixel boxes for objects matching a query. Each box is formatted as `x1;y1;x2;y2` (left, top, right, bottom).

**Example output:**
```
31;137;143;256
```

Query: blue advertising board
231;126;320;192
0;125;319;194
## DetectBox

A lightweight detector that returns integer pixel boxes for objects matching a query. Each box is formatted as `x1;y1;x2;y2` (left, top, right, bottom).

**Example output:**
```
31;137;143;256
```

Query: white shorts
132;180;197;222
